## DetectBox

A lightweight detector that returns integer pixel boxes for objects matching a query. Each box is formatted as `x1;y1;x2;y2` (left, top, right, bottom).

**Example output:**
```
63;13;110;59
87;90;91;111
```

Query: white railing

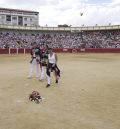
0;24;120;31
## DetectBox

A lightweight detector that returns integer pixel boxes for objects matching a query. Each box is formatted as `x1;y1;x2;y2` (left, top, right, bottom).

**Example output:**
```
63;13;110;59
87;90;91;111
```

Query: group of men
28;42;60;87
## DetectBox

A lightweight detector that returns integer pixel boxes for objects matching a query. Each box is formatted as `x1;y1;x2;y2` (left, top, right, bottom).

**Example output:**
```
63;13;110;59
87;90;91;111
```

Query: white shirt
48;53;56;64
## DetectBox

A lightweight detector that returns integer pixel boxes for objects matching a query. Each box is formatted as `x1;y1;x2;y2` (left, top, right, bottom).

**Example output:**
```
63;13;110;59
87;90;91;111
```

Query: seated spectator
0;29;120;49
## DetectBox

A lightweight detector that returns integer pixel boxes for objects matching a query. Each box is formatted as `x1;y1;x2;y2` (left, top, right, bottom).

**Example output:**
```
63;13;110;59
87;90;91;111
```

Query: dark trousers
46;63;60;77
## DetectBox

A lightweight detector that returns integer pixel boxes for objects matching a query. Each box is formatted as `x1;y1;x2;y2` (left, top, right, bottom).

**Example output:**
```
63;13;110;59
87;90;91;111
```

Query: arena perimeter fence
1;48;120;54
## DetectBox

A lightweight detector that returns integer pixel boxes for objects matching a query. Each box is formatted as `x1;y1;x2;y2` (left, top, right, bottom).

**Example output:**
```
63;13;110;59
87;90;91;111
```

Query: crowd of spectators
0;29;120;49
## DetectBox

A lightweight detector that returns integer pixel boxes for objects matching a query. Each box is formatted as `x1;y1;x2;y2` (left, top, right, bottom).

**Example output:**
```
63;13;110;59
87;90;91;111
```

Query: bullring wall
1;48;120;54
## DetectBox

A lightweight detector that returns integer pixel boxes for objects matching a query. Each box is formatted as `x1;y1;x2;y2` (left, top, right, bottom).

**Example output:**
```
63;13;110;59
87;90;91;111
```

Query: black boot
46;84;50;88
56;79;58;83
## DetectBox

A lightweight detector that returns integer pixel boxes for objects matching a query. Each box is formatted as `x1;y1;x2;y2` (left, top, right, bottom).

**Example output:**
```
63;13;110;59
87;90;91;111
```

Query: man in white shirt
46;48;60;87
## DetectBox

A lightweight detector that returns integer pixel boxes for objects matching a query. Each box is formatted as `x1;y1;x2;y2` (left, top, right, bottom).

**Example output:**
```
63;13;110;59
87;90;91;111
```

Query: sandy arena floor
0;53;120;129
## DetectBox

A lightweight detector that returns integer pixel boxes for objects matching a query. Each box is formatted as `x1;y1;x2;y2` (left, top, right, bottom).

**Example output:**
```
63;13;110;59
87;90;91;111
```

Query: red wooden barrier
25;49;31;54
84;48;120;53
1;48;120;54
0;49;9;54
18;48;24;54
10;49;17;54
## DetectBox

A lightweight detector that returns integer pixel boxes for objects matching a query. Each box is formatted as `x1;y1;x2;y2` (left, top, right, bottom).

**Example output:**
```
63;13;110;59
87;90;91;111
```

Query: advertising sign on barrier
62;48;68;52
